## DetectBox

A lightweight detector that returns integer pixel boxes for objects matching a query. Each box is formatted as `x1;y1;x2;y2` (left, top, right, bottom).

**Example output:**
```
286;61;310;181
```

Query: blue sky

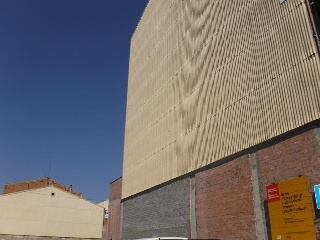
0;0;148;203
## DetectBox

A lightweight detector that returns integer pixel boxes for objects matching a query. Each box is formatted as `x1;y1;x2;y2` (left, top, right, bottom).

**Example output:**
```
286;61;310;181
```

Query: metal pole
48;161;53;178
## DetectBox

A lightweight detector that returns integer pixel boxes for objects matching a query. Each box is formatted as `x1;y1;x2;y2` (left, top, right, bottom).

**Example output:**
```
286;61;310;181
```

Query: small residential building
0;179;104;239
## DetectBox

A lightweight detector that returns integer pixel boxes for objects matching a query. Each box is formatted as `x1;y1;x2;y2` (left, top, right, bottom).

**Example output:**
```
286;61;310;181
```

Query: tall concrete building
117;0;320;239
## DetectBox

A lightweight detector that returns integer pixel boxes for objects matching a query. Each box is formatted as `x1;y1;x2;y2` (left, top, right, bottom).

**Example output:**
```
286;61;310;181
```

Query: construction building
109;0;320;239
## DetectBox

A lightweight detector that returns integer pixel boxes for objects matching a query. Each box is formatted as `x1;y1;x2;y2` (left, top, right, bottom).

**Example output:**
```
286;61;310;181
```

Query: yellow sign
266;176;316;240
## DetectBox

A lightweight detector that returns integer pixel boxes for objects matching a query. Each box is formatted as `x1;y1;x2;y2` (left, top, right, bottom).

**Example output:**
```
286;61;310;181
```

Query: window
51;192;55;196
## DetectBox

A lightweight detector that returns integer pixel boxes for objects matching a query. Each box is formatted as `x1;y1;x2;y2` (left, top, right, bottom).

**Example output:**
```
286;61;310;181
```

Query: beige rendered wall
0;186;104;239
122;0;320;198
98;199;109;209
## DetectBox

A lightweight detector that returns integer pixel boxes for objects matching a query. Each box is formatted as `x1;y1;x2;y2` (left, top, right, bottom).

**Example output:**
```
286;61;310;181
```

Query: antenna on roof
48;161;53;178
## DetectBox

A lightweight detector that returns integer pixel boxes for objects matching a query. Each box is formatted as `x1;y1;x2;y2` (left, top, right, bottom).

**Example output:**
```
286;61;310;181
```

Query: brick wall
102;218;108;240
258;127;320;238
258;129;320;195
3;178;82;197
109;178;122;202
195;155;256;239
121;177;191;239
3;181;29;194
107;178;122;240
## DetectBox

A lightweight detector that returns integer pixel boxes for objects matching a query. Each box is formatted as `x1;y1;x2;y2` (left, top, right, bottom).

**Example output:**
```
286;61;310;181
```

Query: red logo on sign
266;184;280;203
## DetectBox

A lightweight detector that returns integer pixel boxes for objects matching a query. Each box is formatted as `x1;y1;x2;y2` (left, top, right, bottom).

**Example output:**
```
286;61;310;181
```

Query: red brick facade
195;155;256;239
195;127;320;239
258;129;320;198
107;177;122;240
3;178;82;197
109;177;122;202
258;128;320;237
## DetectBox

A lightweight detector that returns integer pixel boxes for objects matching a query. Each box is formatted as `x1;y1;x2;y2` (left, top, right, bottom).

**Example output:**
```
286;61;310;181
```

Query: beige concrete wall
0;186;104;238
122;0;320;198
98;199;109;209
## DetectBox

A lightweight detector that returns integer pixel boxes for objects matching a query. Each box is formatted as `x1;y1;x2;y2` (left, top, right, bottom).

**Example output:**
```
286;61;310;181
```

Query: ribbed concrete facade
122;0;320;199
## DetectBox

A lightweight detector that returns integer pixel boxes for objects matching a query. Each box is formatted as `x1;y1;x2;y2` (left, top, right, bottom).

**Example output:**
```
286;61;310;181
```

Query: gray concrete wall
121;177;191;240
